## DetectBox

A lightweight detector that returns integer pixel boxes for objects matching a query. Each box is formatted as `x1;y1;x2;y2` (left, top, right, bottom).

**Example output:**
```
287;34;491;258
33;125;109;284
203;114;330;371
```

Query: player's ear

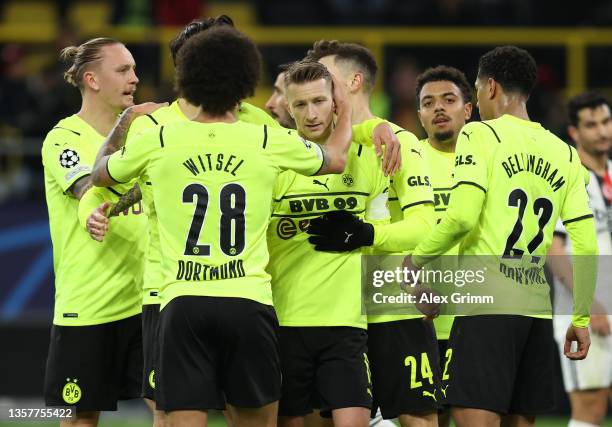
488;78;496;100
349;72;363;93
83;70;99;91
464;102;473;120
567;125;579;144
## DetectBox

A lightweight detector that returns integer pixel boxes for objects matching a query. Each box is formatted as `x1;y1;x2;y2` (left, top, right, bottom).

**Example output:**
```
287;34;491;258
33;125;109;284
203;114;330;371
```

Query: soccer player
81;17;283;426
415;65;473;427
305;41;439;427
41;38;159;426
266;60;389;427
407;46;598;427
263;61;397;427
90;26;354;427
266;64;296;129
548;92;612;427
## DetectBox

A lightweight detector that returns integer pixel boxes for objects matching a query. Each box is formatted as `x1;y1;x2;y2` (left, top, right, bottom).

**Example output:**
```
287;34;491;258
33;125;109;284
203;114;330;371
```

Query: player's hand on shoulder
87;202;110;242
564;324;591;360
372;122;401;176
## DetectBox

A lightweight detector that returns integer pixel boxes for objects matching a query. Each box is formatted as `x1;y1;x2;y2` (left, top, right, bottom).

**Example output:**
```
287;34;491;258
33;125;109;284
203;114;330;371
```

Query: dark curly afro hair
477;45;537;98
169;15;234;66
175;26;261;116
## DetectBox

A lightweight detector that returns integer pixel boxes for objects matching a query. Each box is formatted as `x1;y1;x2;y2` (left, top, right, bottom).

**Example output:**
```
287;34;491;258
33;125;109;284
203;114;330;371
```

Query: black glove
307;210;374;252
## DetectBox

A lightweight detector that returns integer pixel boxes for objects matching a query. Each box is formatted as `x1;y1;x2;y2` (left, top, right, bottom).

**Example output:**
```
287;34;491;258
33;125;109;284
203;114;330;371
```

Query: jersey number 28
182;183;246;257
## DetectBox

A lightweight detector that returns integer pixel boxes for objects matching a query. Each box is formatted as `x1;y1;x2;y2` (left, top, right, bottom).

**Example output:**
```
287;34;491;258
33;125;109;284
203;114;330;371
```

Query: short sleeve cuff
60;167;92;193
106;155;128;184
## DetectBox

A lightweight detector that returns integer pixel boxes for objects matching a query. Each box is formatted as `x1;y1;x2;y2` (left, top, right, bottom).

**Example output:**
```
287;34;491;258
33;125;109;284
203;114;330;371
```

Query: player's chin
120;95;135;109
302;129;322;141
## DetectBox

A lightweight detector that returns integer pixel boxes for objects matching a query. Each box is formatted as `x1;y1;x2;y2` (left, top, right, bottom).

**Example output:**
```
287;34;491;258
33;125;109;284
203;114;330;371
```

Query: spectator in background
153;0;203;25
387;57;424;137
0;45;38;137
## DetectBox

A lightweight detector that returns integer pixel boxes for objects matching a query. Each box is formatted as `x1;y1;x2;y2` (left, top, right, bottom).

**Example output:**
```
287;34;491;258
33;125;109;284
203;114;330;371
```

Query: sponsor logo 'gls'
455;154;474;166
407;176;431;187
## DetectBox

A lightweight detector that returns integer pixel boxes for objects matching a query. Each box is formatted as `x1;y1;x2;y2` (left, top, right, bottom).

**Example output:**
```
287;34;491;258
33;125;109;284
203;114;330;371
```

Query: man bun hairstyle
60;37;121;89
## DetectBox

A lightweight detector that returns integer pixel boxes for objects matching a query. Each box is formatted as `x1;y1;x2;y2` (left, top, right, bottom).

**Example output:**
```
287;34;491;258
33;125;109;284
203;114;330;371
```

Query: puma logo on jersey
410;148;422;157
462;130;472;140
313;178;330;191
422;390;437;401
344;232;353;243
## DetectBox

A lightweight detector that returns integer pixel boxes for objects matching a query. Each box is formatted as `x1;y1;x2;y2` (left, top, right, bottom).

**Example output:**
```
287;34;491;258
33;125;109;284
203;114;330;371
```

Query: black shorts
44;314;143;411
141;304;160;401
444;315;554;415
367;318;441;419
278;326;372;417
156;296;281;411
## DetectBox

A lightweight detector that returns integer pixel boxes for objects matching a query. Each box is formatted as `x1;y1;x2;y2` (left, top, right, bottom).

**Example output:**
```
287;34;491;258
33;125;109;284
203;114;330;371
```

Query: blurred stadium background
0;0;611;425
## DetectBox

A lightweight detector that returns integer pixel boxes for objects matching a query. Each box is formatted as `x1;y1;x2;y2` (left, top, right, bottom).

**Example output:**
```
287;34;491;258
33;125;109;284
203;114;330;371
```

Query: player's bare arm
316;76;352;175
91;102;167;186
68;176;93;200
108;183;142;217
84;184;142;241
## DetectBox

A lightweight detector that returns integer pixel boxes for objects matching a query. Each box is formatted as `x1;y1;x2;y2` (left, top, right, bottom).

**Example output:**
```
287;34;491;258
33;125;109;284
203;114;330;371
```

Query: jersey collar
501;113;542;129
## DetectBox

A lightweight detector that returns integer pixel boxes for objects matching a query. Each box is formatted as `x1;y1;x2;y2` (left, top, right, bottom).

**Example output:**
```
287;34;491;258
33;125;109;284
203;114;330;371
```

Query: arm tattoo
69;176;93;200
92;109;135;184
109;183;142;217
95;110;134;164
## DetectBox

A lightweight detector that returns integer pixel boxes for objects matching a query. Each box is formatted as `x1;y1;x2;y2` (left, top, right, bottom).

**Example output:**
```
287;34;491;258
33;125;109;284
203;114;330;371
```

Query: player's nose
306;104;317;120
598;122;611;139
128;68;139;85
265;96;274;112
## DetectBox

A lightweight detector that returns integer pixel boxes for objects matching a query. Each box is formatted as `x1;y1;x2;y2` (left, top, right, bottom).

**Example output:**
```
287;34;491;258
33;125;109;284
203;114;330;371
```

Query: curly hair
305;40;377;92
175;26;261;115
477;46;537;97
416;65;472;104
169;15;234;65
568;92;611;127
